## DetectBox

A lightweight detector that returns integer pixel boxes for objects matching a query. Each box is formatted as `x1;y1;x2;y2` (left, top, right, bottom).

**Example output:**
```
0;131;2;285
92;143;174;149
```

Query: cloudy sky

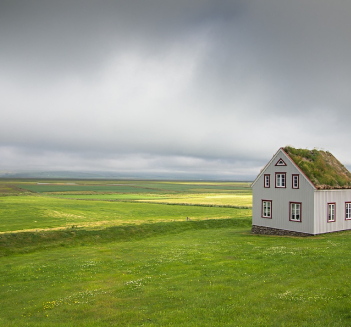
1;0;351;180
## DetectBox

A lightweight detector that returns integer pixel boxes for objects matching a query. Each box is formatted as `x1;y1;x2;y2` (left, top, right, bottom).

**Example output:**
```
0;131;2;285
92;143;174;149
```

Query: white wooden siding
314;190;351;234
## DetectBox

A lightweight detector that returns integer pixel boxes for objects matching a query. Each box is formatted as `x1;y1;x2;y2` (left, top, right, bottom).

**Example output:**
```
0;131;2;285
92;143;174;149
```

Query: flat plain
1;179;351;326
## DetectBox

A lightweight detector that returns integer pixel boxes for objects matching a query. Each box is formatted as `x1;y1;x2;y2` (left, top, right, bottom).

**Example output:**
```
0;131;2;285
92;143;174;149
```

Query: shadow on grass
0;217;251;257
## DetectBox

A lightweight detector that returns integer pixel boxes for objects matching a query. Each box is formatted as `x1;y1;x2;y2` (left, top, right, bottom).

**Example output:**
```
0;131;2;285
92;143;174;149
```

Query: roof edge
251;148;282;188
280;147;317;190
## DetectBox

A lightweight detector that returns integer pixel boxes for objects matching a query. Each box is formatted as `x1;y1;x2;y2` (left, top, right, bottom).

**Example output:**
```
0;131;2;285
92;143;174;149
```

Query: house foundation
251;225;312;237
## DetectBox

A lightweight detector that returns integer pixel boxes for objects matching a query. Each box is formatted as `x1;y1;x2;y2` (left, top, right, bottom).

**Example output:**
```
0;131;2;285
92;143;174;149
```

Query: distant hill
0;170;253;181
0;171;139;179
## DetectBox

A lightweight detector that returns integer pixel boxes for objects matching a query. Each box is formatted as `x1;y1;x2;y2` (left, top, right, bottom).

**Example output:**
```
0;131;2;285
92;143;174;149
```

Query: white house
251;147;351;236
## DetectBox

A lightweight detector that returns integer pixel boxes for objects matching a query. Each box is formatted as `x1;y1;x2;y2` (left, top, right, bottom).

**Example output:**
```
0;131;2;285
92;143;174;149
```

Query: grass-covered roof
283;146;351;189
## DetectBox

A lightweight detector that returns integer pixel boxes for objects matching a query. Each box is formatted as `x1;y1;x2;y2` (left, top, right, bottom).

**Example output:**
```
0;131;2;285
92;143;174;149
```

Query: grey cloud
0;0;244;78
1;0;351;178
0;145;259;180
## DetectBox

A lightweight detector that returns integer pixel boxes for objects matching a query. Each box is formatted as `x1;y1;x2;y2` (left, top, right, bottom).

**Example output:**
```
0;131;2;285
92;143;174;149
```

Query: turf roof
283;146;351;189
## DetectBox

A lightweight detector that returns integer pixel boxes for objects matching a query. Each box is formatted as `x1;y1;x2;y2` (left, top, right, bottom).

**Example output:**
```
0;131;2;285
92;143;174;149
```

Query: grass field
0;196;250;232
13;180;252;194
1;179;351;326
46;193;252;208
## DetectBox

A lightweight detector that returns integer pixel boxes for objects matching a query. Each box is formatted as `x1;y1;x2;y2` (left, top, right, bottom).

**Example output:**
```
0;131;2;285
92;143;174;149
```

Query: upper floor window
264;174;270;188
275;173;286;188
290;202;301;222
262;200;272;218
275;158;287;166
346;202;351;220
328;203;336;222
292;174;299;189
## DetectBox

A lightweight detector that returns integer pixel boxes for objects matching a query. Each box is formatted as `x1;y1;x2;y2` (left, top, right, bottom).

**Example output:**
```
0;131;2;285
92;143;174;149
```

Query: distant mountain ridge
0;171;149;179
0;170;252;181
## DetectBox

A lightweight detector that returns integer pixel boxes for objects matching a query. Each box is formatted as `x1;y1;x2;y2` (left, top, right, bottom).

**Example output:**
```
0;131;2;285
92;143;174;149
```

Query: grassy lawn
1;221;351;326
1;179;350;326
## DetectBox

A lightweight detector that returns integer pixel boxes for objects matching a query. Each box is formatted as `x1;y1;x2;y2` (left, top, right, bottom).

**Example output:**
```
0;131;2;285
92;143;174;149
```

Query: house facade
251;147;351;235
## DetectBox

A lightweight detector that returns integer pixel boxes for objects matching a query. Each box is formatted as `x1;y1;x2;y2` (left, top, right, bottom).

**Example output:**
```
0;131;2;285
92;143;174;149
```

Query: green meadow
0;196;250;232
1;179;351;326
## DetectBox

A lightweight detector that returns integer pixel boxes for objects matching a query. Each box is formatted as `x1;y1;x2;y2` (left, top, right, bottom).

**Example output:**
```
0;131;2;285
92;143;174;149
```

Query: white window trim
290;202;301;222
346;202;351;220
292;174;299;189
275;173;286;188
328;203;336;222
262;200;272;219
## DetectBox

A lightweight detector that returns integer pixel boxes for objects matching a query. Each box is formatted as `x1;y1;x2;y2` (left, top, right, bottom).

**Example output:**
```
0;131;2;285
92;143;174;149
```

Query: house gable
251;148;316;190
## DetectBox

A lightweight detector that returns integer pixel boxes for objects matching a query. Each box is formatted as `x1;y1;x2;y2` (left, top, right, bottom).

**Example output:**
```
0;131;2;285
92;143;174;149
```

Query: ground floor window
290;202;301;222
346;202;351;220
328;203;336;222
262;200;272;218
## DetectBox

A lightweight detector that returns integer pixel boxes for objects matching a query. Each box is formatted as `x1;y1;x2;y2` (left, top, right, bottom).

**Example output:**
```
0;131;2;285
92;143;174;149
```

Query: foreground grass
1;179;350;326
0;218;250;256
1;220;351;326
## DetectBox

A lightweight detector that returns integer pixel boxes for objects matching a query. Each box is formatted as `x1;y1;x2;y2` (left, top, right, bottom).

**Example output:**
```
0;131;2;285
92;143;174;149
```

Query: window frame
275;172;286;188
328;203;336;222
275;158;287;166
292;174;299;189
261;200;272;219
345;202;351;220
264;174;270;188
289;202;302;222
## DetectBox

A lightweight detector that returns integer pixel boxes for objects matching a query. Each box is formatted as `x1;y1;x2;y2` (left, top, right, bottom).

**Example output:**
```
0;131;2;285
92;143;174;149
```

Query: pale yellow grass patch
44;210;85;220
137;193;252;207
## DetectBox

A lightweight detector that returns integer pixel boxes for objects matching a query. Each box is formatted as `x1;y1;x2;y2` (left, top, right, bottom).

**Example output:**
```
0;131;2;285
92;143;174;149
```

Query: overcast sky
1;0;351;180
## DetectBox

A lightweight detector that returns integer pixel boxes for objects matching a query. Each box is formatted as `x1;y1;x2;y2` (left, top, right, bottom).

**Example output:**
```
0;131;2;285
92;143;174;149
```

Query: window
346;202;351;220
275;173;286;188
290;202;301;222
264;174;270;188
328;203;336;222
292;174;299;189
275;158;287;166
262;200;272;218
